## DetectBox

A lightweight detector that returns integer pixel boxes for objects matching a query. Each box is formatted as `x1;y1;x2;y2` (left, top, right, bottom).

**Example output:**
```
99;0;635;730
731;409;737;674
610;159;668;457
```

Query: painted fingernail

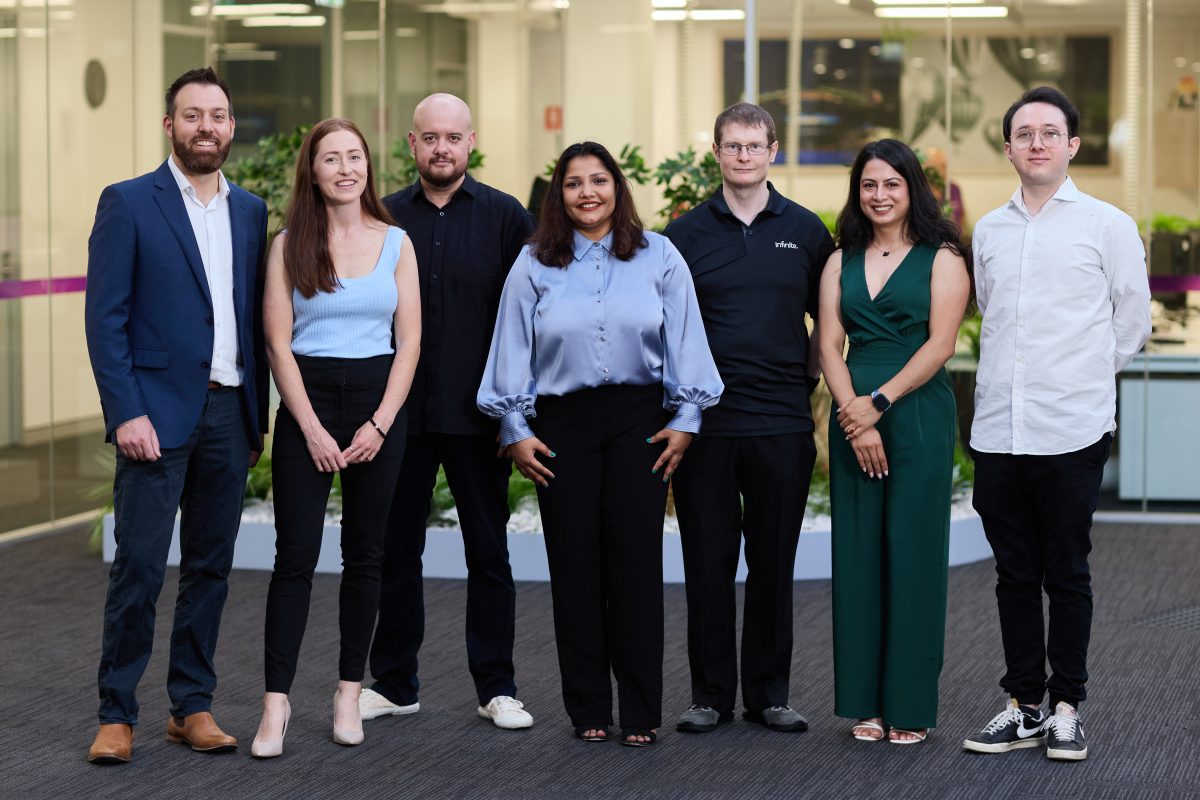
549;451;557;457
884;470;889;477
651;467;658;474
645;437;653;443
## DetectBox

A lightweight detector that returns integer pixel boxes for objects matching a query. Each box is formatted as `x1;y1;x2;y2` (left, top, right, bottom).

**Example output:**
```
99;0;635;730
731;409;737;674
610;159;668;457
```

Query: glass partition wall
1;0;1197;535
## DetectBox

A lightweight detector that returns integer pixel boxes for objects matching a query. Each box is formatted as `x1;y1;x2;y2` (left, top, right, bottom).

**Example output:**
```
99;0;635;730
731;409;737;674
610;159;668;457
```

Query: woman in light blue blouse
478;141;722;747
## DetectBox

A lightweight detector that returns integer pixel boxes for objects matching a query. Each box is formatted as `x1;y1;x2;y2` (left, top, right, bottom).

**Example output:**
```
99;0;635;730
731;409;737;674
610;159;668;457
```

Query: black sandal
574;725;610;742
619;728;657;747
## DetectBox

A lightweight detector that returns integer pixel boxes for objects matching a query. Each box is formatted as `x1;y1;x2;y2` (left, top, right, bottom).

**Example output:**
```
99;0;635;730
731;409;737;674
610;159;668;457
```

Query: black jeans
98;387;250;724
672;432;817;714
264;354;406;694
369;433;516;706
533;384;669;730
971;434;1111;709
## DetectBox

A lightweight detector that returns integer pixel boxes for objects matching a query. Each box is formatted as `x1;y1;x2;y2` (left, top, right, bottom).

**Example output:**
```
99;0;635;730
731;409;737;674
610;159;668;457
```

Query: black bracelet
368;418;387;439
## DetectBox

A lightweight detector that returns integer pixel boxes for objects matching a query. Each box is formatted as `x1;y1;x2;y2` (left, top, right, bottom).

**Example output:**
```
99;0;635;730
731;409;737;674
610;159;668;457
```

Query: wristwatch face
871;391;890;412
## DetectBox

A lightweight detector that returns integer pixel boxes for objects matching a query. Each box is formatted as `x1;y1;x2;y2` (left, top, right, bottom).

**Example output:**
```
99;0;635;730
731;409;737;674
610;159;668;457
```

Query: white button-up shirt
971;176;1152;455
167;156;241;387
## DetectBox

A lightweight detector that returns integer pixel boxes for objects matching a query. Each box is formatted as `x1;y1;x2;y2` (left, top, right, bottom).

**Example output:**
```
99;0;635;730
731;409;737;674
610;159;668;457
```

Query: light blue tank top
291;226;404;358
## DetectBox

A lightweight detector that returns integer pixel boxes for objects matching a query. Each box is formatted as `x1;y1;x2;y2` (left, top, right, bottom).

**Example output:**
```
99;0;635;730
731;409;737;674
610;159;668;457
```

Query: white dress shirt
167;156;241;387
971;176;1152;455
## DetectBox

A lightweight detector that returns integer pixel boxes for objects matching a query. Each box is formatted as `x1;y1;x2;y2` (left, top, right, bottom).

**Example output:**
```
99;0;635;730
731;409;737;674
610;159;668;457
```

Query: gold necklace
870;240;911;258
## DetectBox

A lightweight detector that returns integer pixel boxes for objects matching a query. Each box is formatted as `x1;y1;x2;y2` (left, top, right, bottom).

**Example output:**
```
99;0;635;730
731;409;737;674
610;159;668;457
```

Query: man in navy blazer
84;67;268;764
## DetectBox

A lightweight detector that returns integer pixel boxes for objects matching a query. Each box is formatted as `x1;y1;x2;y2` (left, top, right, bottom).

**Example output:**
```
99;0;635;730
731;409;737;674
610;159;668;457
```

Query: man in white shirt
962;87;1151;762
84;68;269;764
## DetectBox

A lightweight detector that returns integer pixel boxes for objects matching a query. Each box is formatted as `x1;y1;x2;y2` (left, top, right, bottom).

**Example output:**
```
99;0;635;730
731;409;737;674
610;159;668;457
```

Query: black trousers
672;432;817;714
369;433;515;706
533;384;669;730
971;434;1111;709
264;354;406;694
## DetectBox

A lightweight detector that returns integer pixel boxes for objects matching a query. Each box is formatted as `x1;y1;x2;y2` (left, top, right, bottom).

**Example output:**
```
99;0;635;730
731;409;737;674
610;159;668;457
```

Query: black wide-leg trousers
532;384;669;730
971;434;1111;709
265;354;407;694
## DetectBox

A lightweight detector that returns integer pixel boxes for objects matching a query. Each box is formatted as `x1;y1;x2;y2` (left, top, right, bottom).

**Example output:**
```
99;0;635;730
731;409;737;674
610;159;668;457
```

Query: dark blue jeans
98;387;250;724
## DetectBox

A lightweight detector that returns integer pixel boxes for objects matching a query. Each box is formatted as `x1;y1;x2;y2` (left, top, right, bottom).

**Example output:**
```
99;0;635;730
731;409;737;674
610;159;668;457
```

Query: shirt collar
166;155;229;201
412;172;478;204
708;181;786;221
1007;175;1080;215
572;229;613;261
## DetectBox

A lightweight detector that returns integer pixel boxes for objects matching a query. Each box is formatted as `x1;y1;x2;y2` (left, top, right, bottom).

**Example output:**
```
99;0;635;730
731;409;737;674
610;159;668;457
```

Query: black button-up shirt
664;182;834;436
383;174;535;435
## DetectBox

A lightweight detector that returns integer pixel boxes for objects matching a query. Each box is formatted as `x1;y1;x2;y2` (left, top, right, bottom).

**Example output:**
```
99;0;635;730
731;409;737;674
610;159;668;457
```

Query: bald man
361;94;536;729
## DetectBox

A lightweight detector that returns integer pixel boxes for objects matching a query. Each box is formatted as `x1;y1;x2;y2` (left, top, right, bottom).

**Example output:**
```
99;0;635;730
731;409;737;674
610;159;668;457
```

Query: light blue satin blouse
477;230;723;446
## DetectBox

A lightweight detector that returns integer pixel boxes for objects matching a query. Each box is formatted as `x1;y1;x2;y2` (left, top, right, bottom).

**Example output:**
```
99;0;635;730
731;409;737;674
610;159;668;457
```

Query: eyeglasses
718;142;770;157
1010;127;1068;149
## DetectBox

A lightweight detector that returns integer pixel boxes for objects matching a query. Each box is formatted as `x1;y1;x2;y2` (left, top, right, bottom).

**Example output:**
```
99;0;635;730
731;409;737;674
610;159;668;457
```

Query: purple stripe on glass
1149;276;1200;292
0;276;88;299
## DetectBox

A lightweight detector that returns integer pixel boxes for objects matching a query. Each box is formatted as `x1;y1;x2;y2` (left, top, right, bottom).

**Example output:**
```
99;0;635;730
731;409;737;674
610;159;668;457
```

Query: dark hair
165;67;232;118
1002;86;1079;141
835;139;965;259
714;102;777;146
531;141;647;268
283;119;394;298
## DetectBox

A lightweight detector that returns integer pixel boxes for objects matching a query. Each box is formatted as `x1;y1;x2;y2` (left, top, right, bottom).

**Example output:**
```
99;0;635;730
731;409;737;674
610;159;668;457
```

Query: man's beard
417;158;466;189
172;131;231;174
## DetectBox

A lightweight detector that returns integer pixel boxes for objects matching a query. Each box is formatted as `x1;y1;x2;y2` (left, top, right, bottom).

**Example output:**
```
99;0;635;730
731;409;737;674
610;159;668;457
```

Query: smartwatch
870;389;892;413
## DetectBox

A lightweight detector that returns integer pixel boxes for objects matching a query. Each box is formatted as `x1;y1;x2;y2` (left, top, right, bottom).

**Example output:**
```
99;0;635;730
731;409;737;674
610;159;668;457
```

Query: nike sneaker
1045;701;1088;761
963;698;1047;753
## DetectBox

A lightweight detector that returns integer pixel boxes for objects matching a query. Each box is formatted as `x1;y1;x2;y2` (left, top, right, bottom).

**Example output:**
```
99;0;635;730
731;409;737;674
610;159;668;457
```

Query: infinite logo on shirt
775;241;799;250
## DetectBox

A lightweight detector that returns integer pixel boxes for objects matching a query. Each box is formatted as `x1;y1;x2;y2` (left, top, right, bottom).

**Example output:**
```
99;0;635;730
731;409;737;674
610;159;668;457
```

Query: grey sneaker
359;688;420;721
676;705;730;733
744;705;809;732
1045;702;1087;761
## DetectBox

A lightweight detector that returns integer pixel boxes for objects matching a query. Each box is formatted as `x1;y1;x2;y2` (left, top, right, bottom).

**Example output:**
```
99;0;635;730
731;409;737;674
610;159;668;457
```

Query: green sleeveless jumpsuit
829;243;956;730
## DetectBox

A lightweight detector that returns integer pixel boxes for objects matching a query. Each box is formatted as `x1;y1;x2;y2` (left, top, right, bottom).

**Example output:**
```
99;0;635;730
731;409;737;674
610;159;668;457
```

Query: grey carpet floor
1;522;1197;800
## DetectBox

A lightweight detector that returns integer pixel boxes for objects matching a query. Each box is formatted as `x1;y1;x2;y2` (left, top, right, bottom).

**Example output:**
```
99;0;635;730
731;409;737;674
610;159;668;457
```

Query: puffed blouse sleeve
660;238;723;433
477;246;540;446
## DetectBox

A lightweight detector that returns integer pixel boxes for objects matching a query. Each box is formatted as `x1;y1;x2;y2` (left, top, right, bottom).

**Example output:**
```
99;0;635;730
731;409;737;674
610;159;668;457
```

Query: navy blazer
85;160;270;451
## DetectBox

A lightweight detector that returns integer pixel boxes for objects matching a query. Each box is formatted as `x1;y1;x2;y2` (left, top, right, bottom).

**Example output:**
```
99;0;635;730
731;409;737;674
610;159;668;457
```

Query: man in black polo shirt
665;102;833;734
360;93;536;730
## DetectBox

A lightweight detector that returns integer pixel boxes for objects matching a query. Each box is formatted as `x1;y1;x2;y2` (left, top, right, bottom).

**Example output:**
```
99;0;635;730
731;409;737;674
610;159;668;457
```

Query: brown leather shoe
88;723;133;764
166;711;238;752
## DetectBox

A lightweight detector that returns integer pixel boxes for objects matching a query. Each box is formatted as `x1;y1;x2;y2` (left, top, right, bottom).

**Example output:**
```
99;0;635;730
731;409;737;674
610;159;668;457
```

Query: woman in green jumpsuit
817;139;971;744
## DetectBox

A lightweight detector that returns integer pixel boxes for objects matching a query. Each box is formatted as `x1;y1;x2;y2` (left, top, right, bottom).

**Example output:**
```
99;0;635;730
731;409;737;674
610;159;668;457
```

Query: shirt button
435;241;441;246
439;211;445;216
201;360;210;369
603;368;609;373
205;316;213;325
432;273;439;279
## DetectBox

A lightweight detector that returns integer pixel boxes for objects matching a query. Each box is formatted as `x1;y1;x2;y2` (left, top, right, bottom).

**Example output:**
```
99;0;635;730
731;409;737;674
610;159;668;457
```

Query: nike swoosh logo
1017;724;1045;739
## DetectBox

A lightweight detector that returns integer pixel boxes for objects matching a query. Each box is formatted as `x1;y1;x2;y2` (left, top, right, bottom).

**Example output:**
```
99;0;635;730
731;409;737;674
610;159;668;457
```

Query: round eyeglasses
1010;128;1067;149
718;142;769;156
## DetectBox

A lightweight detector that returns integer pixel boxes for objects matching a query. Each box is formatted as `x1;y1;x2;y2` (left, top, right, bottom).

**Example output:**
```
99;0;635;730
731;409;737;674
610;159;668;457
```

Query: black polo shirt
383;175;535;436
664;182;833;436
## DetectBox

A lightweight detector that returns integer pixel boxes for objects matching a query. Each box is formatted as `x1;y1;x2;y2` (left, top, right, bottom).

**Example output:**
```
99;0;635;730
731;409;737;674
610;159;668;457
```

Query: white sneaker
358;688;420;721
477;696;534;730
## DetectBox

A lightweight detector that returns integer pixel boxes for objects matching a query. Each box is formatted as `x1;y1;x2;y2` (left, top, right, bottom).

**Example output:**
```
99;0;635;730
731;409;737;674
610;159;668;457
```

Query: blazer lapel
228;187;250;325
153;162;213;307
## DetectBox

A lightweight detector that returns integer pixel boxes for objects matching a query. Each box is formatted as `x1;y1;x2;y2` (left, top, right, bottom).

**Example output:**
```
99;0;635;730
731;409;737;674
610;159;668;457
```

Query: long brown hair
531;141;646;268
283;118;394;298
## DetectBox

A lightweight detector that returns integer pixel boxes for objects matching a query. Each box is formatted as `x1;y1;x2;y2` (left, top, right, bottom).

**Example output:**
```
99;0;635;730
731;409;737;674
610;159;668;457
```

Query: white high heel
251;698;291;759
332;689;364;746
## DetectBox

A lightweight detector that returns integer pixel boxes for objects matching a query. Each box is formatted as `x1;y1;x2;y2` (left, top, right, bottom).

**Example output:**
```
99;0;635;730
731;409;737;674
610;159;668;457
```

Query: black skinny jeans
264;354;406;693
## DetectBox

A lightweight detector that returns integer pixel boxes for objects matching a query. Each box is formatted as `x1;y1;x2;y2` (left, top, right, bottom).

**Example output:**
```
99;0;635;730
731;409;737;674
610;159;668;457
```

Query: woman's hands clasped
305;419;387;472
647;428;693;482
343;420;387;466
836;395;883;441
